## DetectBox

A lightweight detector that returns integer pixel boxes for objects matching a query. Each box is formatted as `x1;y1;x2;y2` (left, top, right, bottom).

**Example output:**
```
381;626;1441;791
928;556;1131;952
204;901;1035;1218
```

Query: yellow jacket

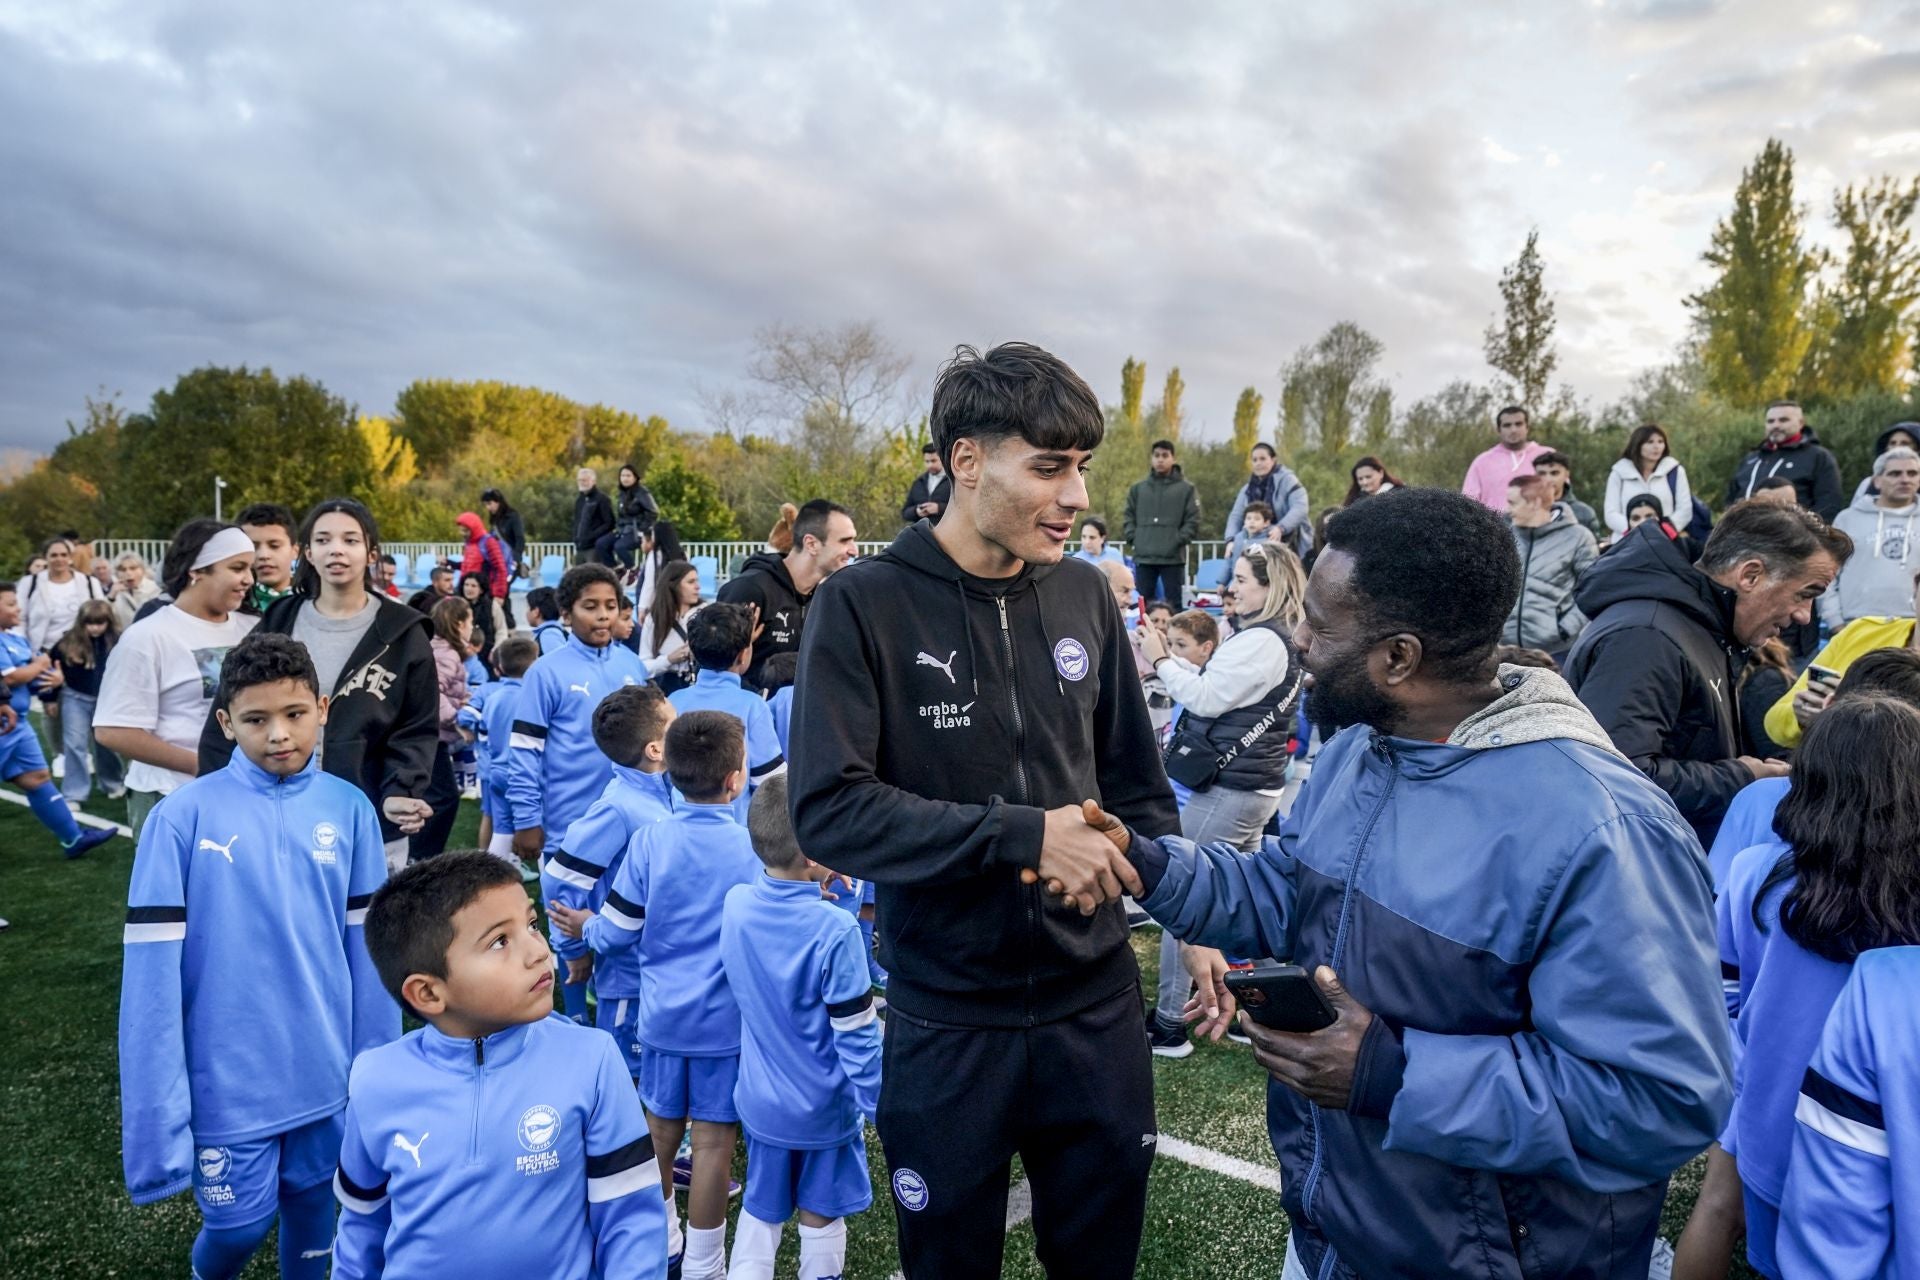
1764;616;1917;748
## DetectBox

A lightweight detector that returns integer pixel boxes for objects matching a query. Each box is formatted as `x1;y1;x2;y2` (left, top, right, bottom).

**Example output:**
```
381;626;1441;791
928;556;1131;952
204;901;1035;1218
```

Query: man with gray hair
571;467;615;565
1565;502;1852;844
1822;445;1920;630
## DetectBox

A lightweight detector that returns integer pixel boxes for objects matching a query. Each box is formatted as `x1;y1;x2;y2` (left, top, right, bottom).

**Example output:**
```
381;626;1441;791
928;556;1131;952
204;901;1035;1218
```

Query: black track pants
876;983;1157;1279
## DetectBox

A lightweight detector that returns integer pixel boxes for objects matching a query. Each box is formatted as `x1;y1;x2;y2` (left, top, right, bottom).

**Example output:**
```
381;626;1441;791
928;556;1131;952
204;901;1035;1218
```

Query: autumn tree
1120;357;1145;427
1801;177;1920;399
1484;228;1558;412
1688;139;1820;405
1158;367;1185;440
1279;322;1390;456
1231;387;1264;454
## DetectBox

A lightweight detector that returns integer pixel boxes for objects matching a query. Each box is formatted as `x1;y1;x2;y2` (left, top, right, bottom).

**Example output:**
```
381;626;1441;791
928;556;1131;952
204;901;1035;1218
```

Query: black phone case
1224;965;1337;1032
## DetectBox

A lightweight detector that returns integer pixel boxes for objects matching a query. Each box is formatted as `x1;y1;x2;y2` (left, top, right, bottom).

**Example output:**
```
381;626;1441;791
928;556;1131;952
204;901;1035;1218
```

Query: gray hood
1449;665;1625;757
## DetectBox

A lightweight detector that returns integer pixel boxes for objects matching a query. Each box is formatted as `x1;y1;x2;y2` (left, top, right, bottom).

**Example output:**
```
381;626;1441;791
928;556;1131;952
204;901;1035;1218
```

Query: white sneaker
51;756;65;780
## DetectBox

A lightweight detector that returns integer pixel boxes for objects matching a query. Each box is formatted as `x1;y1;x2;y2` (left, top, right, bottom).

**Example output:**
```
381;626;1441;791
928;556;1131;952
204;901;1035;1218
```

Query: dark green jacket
1124;466;1201;564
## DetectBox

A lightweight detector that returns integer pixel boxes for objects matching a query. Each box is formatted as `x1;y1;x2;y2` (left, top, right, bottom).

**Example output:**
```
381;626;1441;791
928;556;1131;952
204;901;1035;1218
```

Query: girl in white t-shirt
92;521;258;837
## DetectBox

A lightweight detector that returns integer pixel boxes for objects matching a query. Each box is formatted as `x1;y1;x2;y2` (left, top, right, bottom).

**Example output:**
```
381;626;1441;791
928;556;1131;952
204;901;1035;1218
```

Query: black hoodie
1725;426;1844;519
1563;522;1750;843
789;523;1179;1028
716;550;810;687
196;593;440;843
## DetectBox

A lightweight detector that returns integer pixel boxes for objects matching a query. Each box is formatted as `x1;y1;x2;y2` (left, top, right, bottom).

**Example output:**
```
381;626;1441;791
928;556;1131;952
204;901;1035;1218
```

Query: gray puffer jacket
1504;504;1598;652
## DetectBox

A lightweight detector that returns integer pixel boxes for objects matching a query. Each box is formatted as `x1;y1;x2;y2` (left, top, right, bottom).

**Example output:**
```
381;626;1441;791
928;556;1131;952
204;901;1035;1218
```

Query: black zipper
996;594;1040;1026
469;1037;486;1166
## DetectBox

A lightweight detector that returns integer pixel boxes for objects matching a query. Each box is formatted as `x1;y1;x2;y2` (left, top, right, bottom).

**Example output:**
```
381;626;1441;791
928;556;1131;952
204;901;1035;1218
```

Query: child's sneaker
62;826;116;860
1148;1018;1193;1059
669;1154;742;1198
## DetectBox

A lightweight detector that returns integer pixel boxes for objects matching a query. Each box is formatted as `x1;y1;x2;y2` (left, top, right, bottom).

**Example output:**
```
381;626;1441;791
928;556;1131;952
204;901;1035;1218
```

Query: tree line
2;138;1916;573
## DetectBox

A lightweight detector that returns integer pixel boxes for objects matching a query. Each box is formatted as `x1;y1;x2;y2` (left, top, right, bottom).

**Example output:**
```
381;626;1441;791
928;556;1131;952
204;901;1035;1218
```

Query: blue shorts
743;1133;873;1223
193;1111;343;1228
596;994;645;1079
639;1050;739;1124
484;777;512;830
0;722;48;781
1743;1186;1782;1279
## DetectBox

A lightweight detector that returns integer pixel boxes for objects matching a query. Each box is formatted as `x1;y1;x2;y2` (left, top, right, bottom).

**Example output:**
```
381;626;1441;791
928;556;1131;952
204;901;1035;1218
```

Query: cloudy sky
3;0;1917;453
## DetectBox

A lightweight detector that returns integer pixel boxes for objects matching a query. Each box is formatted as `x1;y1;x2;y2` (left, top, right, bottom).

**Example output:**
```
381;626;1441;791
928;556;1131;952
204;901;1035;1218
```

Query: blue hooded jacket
332;1014;665;1279
719;874;883;1150
506;634;647;840
540;765;675;996
119;751;396;1205
1132;668;1733;1279
1778;946;1920;1280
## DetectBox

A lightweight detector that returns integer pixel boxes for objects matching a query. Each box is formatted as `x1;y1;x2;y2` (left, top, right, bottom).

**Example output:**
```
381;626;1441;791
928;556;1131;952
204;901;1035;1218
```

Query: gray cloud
1;0;1916;453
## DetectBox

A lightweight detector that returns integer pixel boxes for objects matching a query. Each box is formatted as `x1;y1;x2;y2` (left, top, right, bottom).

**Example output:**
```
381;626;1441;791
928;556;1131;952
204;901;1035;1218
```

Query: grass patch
0;792;1744;1276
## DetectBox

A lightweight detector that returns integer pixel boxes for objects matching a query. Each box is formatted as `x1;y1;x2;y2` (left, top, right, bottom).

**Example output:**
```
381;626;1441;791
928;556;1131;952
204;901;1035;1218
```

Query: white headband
191;526;256;571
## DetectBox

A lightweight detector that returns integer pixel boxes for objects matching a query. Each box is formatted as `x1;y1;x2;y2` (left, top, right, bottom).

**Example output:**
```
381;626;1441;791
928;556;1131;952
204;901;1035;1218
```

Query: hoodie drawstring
957;580;981;698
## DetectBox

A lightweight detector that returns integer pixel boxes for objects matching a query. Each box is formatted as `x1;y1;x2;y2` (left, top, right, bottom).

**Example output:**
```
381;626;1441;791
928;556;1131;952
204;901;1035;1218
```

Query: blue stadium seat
412;552;440;589
537;554;566;589
690;555;719;598
1195;557;1231;590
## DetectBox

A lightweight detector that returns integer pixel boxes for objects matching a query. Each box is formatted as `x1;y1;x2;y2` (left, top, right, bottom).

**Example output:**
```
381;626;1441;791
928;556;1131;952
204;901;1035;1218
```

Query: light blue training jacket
119;751;396;1204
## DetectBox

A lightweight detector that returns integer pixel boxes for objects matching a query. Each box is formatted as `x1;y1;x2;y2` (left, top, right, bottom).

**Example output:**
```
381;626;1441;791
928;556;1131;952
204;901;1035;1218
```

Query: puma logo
916;650;957;684
393;1131;429;1168
198;835;238;863
569;681;591;696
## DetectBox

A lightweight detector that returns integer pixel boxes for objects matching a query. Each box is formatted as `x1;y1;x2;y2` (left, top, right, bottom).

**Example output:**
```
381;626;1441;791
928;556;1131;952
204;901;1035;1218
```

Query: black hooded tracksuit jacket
790;522;1180;1026
196;593;440;843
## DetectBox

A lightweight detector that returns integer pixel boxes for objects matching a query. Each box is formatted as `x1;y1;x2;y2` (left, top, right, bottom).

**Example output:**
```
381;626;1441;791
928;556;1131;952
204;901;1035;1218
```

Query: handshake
1018;800;1142;916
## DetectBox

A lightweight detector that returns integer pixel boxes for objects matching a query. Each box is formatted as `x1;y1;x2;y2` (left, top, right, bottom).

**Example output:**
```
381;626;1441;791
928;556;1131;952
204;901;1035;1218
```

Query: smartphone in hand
1223;964;1337;1033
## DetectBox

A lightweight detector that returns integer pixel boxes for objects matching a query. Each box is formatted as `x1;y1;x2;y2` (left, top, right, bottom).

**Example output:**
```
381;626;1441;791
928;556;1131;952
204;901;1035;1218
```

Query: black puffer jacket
1563;523;1750;844
1162;618;1302;793
716;551;809;688
197;593;439;842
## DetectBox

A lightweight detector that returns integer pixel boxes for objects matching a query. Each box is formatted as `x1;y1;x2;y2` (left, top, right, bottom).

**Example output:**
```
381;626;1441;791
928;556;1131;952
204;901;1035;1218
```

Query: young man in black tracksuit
791;342;1179;1279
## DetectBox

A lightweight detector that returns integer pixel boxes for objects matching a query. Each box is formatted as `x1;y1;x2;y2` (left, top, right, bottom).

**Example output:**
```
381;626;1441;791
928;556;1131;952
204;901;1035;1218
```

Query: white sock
798;1220;846;1280
685;1223;727;1279
663;1188;684;1259
485;831;516;859
726;1212;782;1280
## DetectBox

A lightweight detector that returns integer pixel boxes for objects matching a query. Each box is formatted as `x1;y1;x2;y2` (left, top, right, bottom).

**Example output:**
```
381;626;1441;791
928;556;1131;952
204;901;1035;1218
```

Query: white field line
0;786;132;838
884;1135;1276;1278
1155;1134;1283;1192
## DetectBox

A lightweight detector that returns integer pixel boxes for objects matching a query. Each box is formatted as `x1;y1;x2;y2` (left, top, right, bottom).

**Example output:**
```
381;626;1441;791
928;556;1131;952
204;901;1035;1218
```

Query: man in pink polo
1462;404;1549;511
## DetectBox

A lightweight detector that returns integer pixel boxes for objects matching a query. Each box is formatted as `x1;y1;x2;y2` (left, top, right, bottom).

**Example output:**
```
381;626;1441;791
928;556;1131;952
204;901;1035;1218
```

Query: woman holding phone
1764;565;1920;749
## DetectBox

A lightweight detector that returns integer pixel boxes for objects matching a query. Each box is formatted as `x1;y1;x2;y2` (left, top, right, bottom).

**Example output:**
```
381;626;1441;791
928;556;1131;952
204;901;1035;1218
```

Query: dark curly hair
1757;694;1920;961
216;632;321;710
1321;487;1520;681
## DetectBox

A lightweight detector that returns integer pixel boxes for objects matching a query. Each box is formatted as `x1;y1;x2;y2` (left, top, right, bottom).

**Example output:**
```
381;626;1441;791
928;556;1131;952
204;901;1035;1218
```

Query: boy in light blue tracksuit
507;566;647;1017
554;710;761;1280
1778;946;1920;1279
756;651;799;756
338;852;666;1279
118;634;397;1280
539;684;677;1079
719;775;882;1280
666;603;786;825
477;636;537;860
0;583;117;859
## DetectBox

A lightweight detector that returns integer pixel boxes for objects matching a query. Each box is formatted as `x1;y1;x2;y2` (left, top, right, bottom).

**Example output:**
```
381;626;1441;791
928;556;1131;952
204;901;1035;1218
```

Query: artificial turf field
0;790;1748;1278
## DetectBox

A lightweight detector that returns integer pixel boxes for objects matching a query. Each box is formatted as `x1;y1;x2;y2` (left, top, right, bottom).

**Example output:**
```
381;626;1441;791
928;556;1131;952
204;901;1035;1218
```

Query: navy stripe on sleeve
347;893;374;911
1719;960;1739;980
585;1133;657;1179
749;752;787;780
826;992;874;1020
511;719;548;740
126;906;188;924
1802;1066;1885;1130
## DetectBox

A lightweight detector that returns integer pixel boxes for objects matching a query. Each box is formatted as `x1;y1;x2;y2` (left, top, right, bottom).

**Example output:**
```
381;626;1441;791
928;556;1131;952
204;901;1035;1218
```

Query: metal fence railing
89;537;1246;593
